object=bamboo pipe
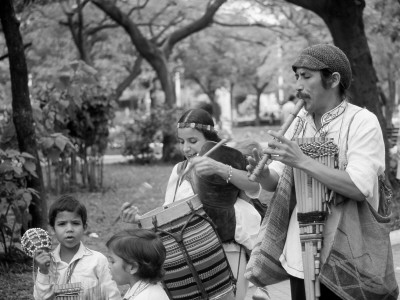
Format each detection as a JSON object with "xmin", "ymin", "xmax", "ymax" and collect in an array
[{"xmin": 249, "ymin": 99, "xmax": 304, "ymax": 181}]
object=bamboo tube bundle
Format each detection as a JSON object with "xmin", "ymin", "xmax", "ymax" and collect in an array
[
  {"xmin": 54, "ymin": 283, "xmax": 82, "ymax": 300},
  {"xmin": 293, "ymin": 137, "xmax": 338, "ymax": 300},
  {"xmin": 54, "ymin": 283, "xmax": 107, "ymax": 300}
]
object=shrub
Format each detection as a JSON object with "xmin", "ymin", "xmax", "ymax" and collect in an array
[
  {"xmin": 0, "ymin": 149, "xmax": 38, "ymax": 261},
  {"xmin": 123, "ymin": 105, "xmax": 183, "ymax": 163}
]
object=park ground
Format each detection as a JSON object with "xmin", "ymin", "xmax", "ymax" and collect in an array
[{"xmin": 1, "ymin": 125, "xmax": 400, "ymax": 299}]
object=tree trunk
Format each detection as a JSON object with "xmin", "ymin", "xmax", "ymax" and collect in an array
[{"xmin": 0, "ymin": 0, "xmax": 47, "ymax": 229}]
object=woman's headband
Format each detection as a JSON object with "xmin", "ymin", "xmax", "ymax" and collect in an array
[{"xmin": 177, "ymin": 122, "xmax": 215, "ymax": 132}]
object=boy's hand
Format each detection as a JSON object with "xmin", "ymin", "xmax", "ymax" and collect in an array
[{"xmin": 34, "ymin": 249, "xmax": 51, "ymax": 274}]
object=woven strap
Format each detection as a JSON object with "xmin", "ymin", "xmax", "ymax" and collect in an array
[{"xmin": 66, "ymin": 259, "xmax": 79, "ymax": 284}]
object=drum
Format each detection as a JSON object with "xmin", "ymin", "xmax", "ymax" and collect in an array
[{"xmin": 139, "ymin": 194, "xmax": 235, "ymax": 300}]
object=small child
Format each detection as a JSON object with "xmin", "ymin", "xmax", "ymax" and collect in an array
[
  {"xmin": 33, "ymin": 194, "xmax": 121, "ymax": 300},
  {"xmin": 106, "ymin": 229, "xmax": 169, "ymax": 300}
]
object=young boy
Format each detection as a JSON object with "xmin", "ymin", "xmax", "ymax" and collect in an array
[{"xmin": 33, "ymin": 194, "xmax": 121, "ymax": 300}]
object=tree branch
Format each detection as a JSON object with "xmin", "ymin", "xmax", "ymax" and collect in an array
[
  {"xmin": 91, "ymin": 0, "xmax": 162, "ymax": 61},
  {"xmin": 214, "ymin": 20, "xmax": 294, "ymax": 39},
  {"xmin": 115, "ymin": 56, "xmax": 143, "ymax": 100},
  {"xmin": 164, "ymin": 0, "xmax": 227, "ymax": 56}
]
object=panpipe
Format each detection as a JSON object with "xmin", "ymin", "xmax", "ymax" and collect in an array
[
  {"xmin": 293, "ymin": 137, "xmax": 338, "ymax": 300},
  {"xmin": 54, "ymin": 283, "xmax": 107, "ymax": 300},
  {"xmin": 54, "ymin": 283, "xmax": 82, "ymax": 300}
]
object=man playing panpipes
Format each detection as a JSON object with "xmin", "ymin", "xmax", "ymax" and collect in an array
[{"xmin": 246, "ymin": 44, "xmax": 397, "ymax": 299}]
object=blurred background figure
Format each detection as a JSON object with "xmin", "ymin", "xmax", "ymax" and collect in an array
[{"xmin": 281, "ymin": 94, "xmax": 296, "ymax": 125}]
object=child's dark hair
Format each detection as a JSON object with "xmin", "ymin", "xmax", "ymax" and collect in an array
[
  {"xmin": 48, "ymin": 194, "xmax": 87, "ymax": 227},
  {"xmin": 178, "ymin": 109, "xmax": 221, "ymax": 142},
  {"xmin": 106, "ymin": 229, "xmax": 166, "ymax": 284}
]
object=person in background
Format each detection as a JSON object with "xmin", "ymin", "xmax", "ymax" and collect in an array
[
  {"xmin": 234, "ymin": 139, "xmax": 268, "ymax": 220},
  {"xmin": 281, "ymin": 94, "xmax": 297, "ymax": 125}
]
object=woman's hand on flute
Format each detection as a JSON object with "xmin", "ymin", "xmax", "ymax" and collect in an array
[
  {"xmin": 120, "ymin": 202, "xmax": 140, "ymax": 224},
  {"xmin": 264, "ymin": 130, "xmax": 309, "ymax": 169}
]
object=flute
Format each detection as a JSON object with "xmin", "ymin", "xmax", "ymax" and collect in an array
[{"xmin": 249, "ymin": 99, "xmax": 304, "ymax": 181}]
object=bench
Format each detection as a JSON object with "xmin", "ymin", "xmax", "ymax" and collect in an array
[{"xmin": 387, "ymin": 127, "xmax": 399, "ymax": 147}]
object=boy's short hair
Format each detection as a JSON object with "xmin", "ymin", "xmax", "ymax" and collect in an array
[
  {"xmin": 48, "ymin": 194, "xmax": 87, "ymax": 227},
  {"xmin": 106, "ymin": 229, "xmax": 166, "ymax": 284}
]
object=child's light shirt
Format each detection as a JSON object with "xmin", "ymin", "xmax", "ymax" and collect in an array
[
  {"xmin": 34, "ymin": 242, "xmax": 121, "ymax": 300},
  {"xmin": 123, "ymin": 281, "xmax": 169, "ymax": 300}
]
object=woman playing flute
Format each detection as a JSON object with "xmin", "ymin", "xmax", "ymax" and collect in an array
[
  {"xmin": 121, "ymin": 108, "xmax": 261, "ymax": 300},
  {"xmin": 247, "ymin": 44, "xmax": 391, "ymax": 300}
]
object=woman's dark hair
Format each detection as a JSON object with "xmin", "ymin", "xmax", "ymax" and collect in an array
[
  {"xmin": 178, "ymin": 109, "xmax": 220, "ymax": 142},
  {"xmin": 320, "ymin": 69, "xmax": 347, "ymax": 100},
  {"xmin": 106, "ymin": 229, "xmax": 166, "ymax": 284},
  {"xmin": 48, "ymin": 194, "xmax": 87, "ymax": 227}
]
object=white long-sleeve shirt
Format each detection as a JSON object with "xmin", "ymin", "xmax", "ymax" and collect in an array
[{"xmin": 34, "ymin": 242, "xmax": 121, "ymax": 300}]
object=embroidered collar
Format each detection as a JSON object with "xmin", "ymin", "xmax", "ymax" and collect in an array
[
  {"xmin": 304, "ymin": 100, "xmax": 347, "ymax": 128},
  {"xmin": 320, "ymin": 101, "xmax": 347, "ymax": 126}
]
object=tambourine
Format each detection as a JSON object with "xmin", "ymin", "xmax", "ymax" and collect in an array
[{"xmin": 21, "ymin": 228, "xmax": 52, "ymax": 258}]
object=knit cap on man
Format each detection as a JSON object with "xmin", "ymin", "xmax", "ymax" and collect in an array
[{"xmin": 292, "ymin": 44, "xmax": 352, "ymax": 90}]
